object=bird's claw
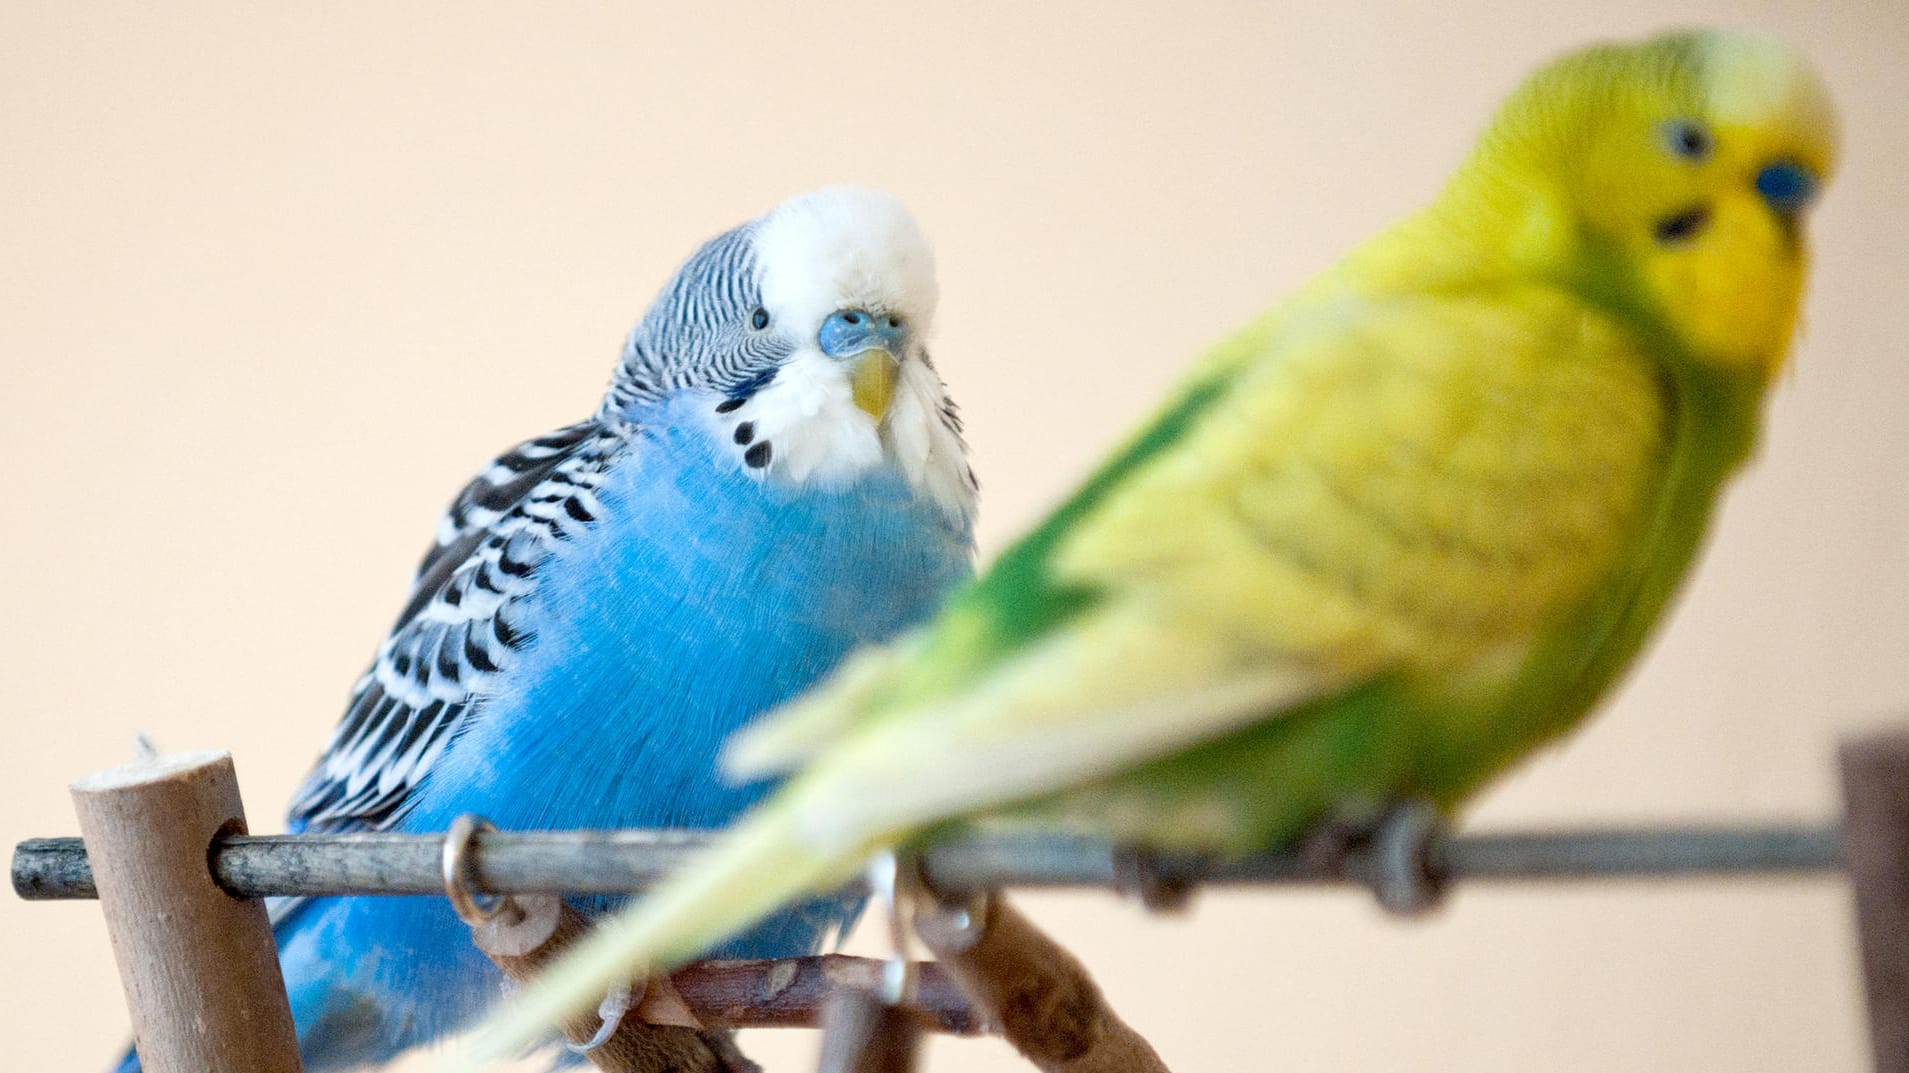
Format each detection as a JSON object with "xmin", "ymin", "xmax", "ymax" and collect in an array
[{"xmin": 564, "ymin": 981, "xmax": 640, "ymax": 1055}]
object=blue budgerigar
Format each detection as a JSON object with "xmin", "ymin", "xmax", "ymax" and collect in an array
[{"xmin": 113, "ymin": 187, "xmax": 977, "ymax": 1072}]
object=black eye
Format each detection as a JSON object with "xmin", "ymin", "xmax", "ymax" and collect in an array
[
  {"xmin": 1653, "ymin": 205, "xmax": 1711, "ymax": 245},
  {"xmin": 750, "ymin": 307, "xmax": 770, "ymax": 331},
  {"xmin": 1660, "ymin": 119, "xmax": 1712, "ymax": 162}
]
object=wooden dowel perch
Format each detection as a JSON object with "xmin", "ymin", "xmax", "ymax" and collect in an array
[
  {"xmin": 916, "ymin": 893, "xmax": 1171, "ymax": 1073},
  {"xmin": 670, "ymin": 955, "xmax": 980, "ymax": 1034},
  {"xmin": 71, "ymin": 749, "xmax": 302, "ymax": 1073},
  {"xmin": 1841, "ymin": 728, "xmax": 1909, "ymax": 1073}
]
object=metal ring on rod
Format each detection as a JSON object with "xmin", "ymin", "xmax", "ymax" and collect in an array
[{"xmin": 441, "ymin": 813, "xmax": 511, "ymax": 926}]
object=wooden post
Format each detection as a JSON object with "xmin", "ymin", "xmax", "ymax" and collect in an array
[
  {"xmin": 1842, "ymin": 728, "xmax": 1909, "ymax": 1073},
  {"xmin": 914, "ymin": 893, "xmax": 1170, "ymax": 1073},
  {"xmin": 70, "ymin": 749, "xmax": 302, "ymax": 1073},
  {"xmin": 814, "ymin": 989, "xmax": 923, "ymax": 1073}
]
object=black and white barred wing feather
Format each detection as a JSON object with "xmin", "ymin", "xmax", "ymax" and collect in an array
[{"xmin": 288, "ymin": 421, "xmax": 621, "ymax": 833}]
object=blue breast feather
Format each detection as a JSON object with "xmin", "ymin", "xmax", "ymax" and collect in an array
[{"xmin": 268, "ymin": 405, "xmax": 973, "ymax": 1068}]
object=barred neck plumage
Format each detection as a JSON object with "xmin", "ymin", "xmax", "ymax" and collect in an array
[{"xmin": 598, "ymin": 224, "xmax": 777, "ymax": 417}]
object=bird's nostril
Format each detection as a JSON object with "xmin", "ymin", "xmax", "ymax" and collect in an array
[
  {"xmin": 886, "ymin": 316, "xmax": 902, "ymax": 329},
  {"xmin": 842, "ymin": 312, "xmax": 862, "ymax": 325}
]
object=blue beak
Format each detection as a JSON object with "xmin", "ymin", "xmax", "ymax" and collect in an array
[
  {"xmin": 1755, "ymin": 160, "xmax": 1817, "ymax": 217},
  {"xmin": 818, "ymin": 309, "xmax": 908, "ymax": 358}
]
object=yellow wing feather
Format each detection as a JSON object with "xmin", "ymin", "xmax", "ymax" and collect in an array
[{"xmin": 1056, "ymin": 284, "xmax": 1668, "ymax": 680}]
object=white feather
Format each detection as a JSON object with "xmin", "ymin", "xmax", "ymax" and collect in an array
[
  {"xmin": 731, "ymin": 187, "xmax": 976, "ymax": 524},
  {"xmin": 734, "ymin": 351, "xmax": 884, "ymax": 486},
  {"xmin": 754, "ymin": 187, "xmax": 937, "ymax": 336},
  {"xmin": 884, "ymin": 357, "xmax": 976, "ymax": 528}
]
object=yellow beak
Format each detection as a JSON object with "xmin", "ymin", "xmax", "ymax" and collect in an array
[{"xmin": 849, "ymin": 349, "xmax": 901, "ymax": 421}]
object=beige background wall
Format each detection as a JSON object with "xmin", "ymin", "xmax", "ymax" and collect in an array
[{"xmin": 4, "ymin": 3, "xmax": 1905, "ymax": 1071}]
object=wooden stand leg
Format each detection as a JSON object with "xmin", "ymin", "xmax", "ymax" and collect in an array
[
  {"xmin": 815, "ymin": 988, "xmax": 923, "ymax": 1073},
  {"xmin": 1842, "ymin": 728, "xmax": 1909, "ymax": 1073},
  {"xmin": 71, "ymin": 749, "xmax": 302, "ymax": 1073},
  {"xmin": 914, "ymin": 893, "xmax": 1171, "ymax": 1073}
]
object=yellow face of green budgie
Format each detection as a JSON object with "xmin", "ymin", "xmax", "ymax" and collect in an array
[{"xmin": 1500, "ymin": 30, "xmax": 1837, "ymax": 375}]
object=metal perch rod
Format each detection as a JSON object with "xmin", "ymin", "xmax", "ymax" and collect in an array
[{"xmin": 13, "ymin": 822, "xmax": 1844, "ymax": 903}]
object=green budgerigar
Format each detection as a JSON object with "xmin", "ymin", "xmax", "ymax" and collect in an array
[{"xmin": 465, "ymin": 28, "xmax": 1838, "ymax": 1055}]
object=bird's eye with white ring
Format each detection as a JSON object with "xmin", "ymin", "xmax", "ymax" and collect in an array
[
  {"xmin": 1660, "ymin": 118, "xmax": 1713, "ymax": 163},
  {"xmin": 749, "ymin": 307, "xmax": 771, "ymax": 331}
]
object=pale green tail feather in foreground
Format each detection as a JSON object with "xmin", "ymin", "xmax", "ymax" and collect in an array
[{"xmin": 454, "ymin": 28, "xmax": 1838, "ymax": 1065}]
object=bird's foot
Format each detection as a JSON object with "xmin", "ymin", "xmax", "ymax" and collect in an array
[
  {"xmin": 1317, "ymin": 799, "xmax": 1450, "ymax": 916},
  {"xmin": 1297, "ymin": 799, "xmax": 1449, "ymax": 914},
  {"xmin": 1297, "ymin": 808, "xmax": 1382, "ymax": 876}
]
